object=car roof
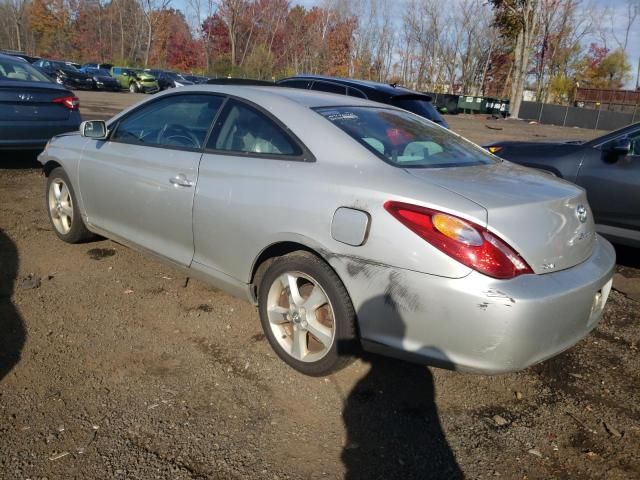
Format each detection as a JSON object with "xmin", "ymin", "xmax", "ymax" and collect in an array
[
  {"xmin": 279, "ymin": 74, "xmax": 427, "ymax": 98},
  {"xmin": 175, "ymin": 84, "xmax": 392, "ymax": 109},
  {"xmin": 0, "ymin": 53, "xmax": 24, "ymax": 61},
  {"xmin": 585, "ymin": 121, "xmax": 640, "ymax": 147}
]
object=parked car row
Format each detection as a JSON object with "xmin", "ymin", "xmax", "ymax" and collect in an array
[{"xmin": 1, "ymin": 51, "xmax": 209, "ymax": 94}]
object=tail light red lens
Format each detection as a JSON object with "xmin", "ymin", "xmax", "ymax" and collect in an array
[
  {"xmin": 384, "ymin": 201, "xmax": 533, "ymax": 279},
  {"xmin": 52, "ymin": 95, "xmax": 79, "ymax": 110}
]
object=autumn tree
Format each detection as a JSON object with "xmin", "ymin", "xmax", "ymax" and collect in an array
[
  {"xmin": 576, "ymin": 44, "xmax": 631, "ymax": 89},
  {"xmin": 4, "ymin": 0, "xmax": 29, "ymax": 51},
  {"xmin": 490, "ymin": 0, "xmax": 541, "ymax": 118},
  {"xmin": 27, "ymin": 0, "xmax": 73, "ymax": 57}
]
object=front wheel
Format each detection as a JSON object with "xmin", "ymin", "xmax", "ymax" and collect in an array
[
  {"xmin": 129, "ymin": 82, "xmax": 138, "ymax": 93},
  {"xmin": 258, "ymin": 251, "xmax": 357, "ymax": 376},
  {"xmin": 46, "ymin": 168, "xmax": 94, "ymax": 243}
]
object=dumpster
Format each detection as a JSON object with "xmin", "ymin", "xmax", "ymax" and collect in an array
[
  {"xmin": 485, "ymin": 98, "xmax": 510, "ymax": 117},
  {"xmin": 457, "ymin": 95, "xmax": 487, "ymax": 113}
]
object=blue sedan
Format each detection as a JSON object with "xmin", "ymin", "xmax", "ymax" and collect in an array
[{"xmin": 0, "ymin": 53, "xmax": 81, "ymax": 151}]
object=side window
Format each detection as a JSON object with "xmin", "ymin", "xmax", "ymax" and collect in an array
[
  {"xmin": 208, "ymin": 100, "xmax": 302, "ymax": 156},
  {"xmin": 311, "ymin": 81, "xmax": 347, "ymax": 95},
  {"xmin": 279, "ymin": 79, "xmax": 310, "ymax": 89},
  {"xmin": 348, "ymin": 87, "xmax": 367, "ymax": 99},
  {"xmin": 113, "ymin": 68, "xmax": 120, "ymax": 75},
  {"xmin": 629, "ymin": 130, "xmax": 640, "ymax": 156},
  {"xmin": 111, "ymin": 94, "xmax": 224, "ymax": 150}
]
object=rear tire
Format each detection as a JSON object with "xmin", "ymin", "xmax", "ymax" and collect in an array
[
  {"xmin": 46, "ymin": 167, "xmax": 94, "ymax": 244},
  {"xmin": 257, "ymin": 251, "xmax": 357, "ymax": 376}
]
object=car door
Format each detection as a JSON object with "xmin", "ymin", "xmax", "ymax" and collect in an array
[
  {"xmin": 575, "ymin": 126, "xmax": 640, "ymax": 233},
  {"xmin": 192, "ymin": 98, "xmax": 312, "ymax": 281},
  {"xmin": 79, "ymin": 93, "xmax": 225, "ymax": 266}
]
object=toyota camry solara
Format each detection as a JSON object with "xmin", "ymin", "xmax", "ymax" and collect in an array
[{"xmin": 38, "ymin": 86, "xmax": 616, "ymax": 376}]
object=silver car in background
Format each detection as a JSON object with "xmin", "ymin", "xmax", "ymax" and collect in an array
[{"xmin": 38, "ymin": 85, "xmax": 615, "ymax": 376}]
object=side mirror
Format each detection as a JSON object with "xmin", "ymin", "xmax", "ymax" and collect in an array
[
  {"xmin": 607, "ymin": 136, "xmax": 631, "ymax": 156},
  {"xmin": 80, "ymin": 120, "xmax": 108, "ymax": 139},
  {"xmin": 122, "ymin": 71, "xmax": 129, "ymax": 76}
]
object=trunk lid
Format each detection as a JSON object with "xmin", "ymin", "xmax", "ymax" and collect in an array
[
  {"xmin": 0, "ymin": 82, "xmax": 72, "ymax": 121},
  {"xmin": 406, "ymin": 161, "xmax": 596, "ymax": 274}
]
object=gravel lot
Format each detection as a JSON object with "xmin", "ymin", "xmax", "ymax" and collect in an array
[{"xmin": 0, "ymin": 91, "xmax": 638, "ymax": 480}]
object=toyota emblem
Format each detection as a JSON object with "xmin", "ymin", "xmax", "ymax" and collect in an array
[{"xmin": 576, "ymin": 204, "xmax": 588, "ymax": 223}]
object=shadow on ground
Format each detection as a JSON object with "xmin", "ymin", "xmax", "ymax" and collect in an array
[
  {"xmin": 0, "ymin": 150, "xmax": 41, "ymax": 169},
  {"xmin": 614, "ymin": 244, "xmax": 640, "ymax": 270},
  {"xmin": 341, "ymin": 296, "xmax": 462, "ymax": 480},
  {"xmin": 0, "ymin": 229, "xmax": 25, "ymax": 381}
]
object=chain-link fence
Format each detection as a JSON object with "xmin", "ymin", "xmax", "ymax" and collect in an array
[{"xmin": 519, "ymin": 101, "xmax": 639, "ymax": 131}]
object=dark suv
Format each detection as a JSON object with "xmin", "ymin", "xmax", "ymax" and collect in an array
[{"xmin": 277, "ymin": 75, "xmax": 448, "ymax": 128}]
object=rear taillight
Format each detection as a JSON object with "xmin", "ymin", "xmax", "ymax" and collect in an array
[
  {"xmin": 384, "ymin": 201, "xmax": 533, "ymax": 279},
  {"xmin": 52, "ymin": 95, "xmax": 79, "ymax": 110}
]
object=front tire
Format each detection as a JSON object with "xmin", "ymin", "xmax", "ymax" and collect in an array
[
  {"xmin": 46, "ymin": 168, "xmax": 94, "ymax": 243},
  {"xmin": 258, "ymin": 251, "xmax": 357, "ymax": 376},
  {"xmin": 129, "ymin": 82, "xmax": 138, "ymax": 93}
]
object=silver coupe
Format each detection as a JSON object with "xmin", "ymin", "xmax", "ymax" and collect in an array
[{"xmin": 38, "ymin": 86, "xmax": 616, "ymax": 376}]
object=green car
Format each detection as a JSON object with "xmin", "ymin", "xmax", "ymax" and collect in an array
[{"xmin": 110, "ymin": 67, "xmax": 159, "ymax": 94}]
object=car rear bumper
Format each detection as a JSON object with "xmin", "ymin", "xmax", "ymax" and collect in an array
[
  {"xmin": 333, "ymin": 235, "xmax": 616, "ymax": 374},
  {"xmin": 0, "ymin": 115, "xmax": 81, "ymax": 150}
]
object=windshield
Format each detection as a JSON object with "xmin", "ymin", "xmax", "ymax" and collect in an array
[
  {"xmin": 0, "ymin": 56, "xmax": 52, "ymax": 82},
  {"xmin": 317, "ymin": 106, "xmax": 496, "ymax": 168}
]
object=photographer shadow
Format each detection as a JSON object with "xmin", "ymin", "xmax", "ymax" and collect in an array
[
  {"xmin": 0, "ymin": 229, "xmax": 25, "ymax": 381},
  {"xmin": 340, "ymin": 295, "xmax": 463, "ymax": 480}
]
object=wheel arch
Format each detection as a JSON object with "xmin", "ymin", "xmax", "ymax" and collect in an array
[
  {"xmin": 42, "ymin": 160, "xmax": 62, "ymax": 177},
  {"xmin": 249, "ymin": 241, "xmax": 320, "ymax": 302}
]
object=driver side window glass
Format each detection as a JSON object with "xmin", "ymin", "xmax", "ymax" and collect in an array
[{"xmin": 111, "ymin": 94, "xmax": 223, "ymax": 150}]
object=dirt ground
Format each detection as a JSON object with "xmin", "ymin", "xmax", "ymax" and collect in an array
[{"xmin": 0, "ymin": 91, "xmax": 638, "ymax": 480}]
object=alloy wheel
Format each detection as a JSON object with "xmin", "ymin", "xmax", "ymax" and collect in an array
[
  {"xmin": 48, "ymin": 178, "xmax": 74, "ymax": 235},
  {"xmin": 266, "ymin": 271, "xmax": 336, "ymax": 363}
]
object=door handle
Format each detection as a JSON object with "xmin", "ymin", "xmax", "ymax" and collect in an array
[{"xmin": 169, "ymin": 174, "xmax": 195, "ymax": 187}]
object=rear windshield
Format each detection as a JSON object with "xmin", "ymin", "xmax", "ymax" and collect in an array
[
  {"xmin": 0, "ymin": 57, "xmax": 52, "ymax": 83},
  {"xmin": 390, "ymin": 96, "xmax": 445, "ymax": 124},
  {"xmin": 316, "ymin": 106, "xmax": 496, "ymax": 168}
]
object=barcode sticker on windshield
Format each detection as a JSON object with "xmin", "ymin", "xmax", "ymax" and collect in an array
[{"xmin": 326, "ymin": 112, "xmax": 359, "ymax": 121}]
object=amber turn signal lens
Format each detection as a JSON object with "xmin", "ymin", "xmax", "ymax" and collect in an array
[
  {"xmin": 487, "ymin": 146, "xmax": 503, "ymax": 154},
  {"xmin": 432, "ymin": 213, "xmax": 483, "ymax": 246}
]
